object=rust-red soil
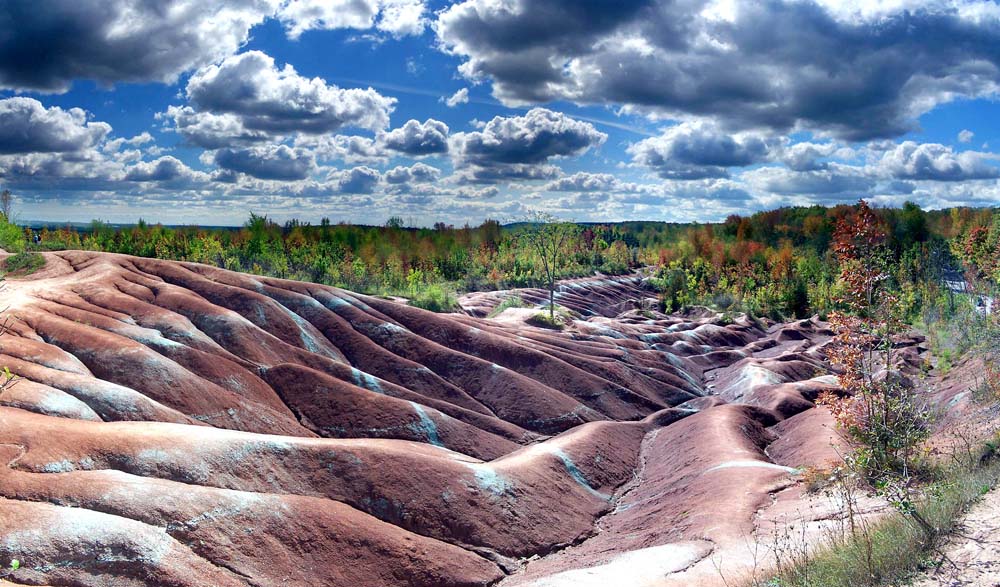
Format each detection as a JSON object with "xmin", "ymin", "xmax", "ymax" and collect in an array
[{"xmin": 0, "ymin": 252, "xmax": 909, "ymax": 586}]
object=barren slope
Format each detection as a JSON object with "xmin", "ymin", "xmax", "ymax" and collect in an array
[{"xmin": 0, "ymin": 251, "xmax": 881, "ymax": 586}]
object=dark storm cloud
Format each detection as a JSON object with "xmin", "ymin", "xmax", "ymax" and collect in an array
[
  {"xmin": 621, "ymin": 180, "xmax": 753, "ymax": 206},
  {"xmin": 435, "ymin": 0, "xmax": 653, "ymax": 102},
  {"xmin": 0, "ymin": 0, "xmax": 276, "ymax": 92},
  {"xmin": 448, "ymin": 109, "xmax": 606, "ymax": 184},
  {"xmin": 453, "ymin": 185, "xmax": 500, "ymax": 200},
  {"xmin": 214, "ymin": 145, "xmax": 315, "ymax": 180},
  {"xmin": 0, "ymin": 101, "xmax": 150, "ymax": 194},
  {"xmin": 884, "ymin": 180, "xmax": 917, "ymax": 195},
  {"xmin": 161, "ymin": 106, "xmax": 271, "ymax": 150},
  {"xmin": 451, "ymin": 108, "xmax": 606, "ymax": 166},
  {"xmin": 124, "ymin": 157, "xmax": 191, "ymax": 182},
  {"xmin": 455, "ymin": 163, "xmax": 562, "ymax": 184},
  {"xmin": 379, "ymin": 119, "xmax": 450, "ymax": 155},
  {"xmin": 295, "ymin": 135, "xmax": 385, "ymax": 164},
  {"xmin": 0, "ymin": 149, "xmax": 203, "ymax": 194},
  {"xmin": 552, "ymin": 192, "xmax": 609, "ymax": 209},
  {"xmin": 437, "ymin": 0, "xmax": 1000, "ymax": 140},
  {"xmin": 544, "ymin": 172, "xmax": 620, "ymax": 192},
  {"xmin": 878, "ymin": 141, "xmax": 1000, "ymax": 181},
  {"xmin": 212, "ymin": 169, "xmax": 242, "ymax": 184},
  {"xmin": 0, "ymin": 98, "xmax": 110, "ymax": 154},
  {"xmin": 384, "ymin": 163, "xmax": 441, "ymax": 184},
  {"xmin": 751, "ymin": 165, "xmax": 876, "ymax": 196},
  {"xmin": 684, "ymin": 185, "xmax": 752, "ymax": 204},
  {"xmin": 0, "ymin": 150, "xmax": 119, "ymax": 191},
  {"xmin": 336, "ymin": 166, "xmax": 381, "ymax": 193},
  {"xmin": 185, "ymin": 51, "xmax": 396, "ymax": 136},
  {"xmin": 780, "ymin": 142, "xmax": 840, "ymax": 172},
  {"xmin": 628, "ymin": 122, "xmax": 773, "ymax": 180}
]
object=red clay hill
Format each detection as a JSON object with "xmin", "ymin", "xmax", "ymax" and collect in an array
[{"xmin": 0, "ymin": 251, "xmax": 909, "ymax": 586}]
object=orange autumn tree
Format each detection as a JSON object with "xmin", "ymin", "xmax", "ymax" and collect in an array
[{"xmin": 820, "ymin": 200, "xmax": 934, "ymax": 536}]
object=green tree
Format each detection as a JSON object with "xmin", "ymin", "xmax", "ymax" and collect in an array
[
  {"xmin": 521, "ymin": 212, "xmax": 580, "ymax": 322},
  {"xmin": 0, "ymin": 215, "xmax": 24, "ymax": 254}
]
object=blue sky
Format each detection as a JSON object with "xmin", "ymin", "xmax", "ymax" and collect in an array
[{"xmin": 1, "ymin": 0, "xmax": 999, "ymax": 226}]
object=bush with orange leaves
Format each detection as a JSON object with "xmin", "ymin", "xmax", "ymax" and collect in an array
[
  {"xmin": 818, "ymin": 200, "xmax": 935, "ymax": 536},
  {"xmin": 821, "ymin": 310, "xmax": 931, "ymax": 477}
]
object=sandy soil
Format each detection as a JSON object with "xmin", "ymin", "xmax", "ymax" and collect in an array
[{"xmin": 909, "ymin": 487, "xmax": 1000, "ymax": 587}]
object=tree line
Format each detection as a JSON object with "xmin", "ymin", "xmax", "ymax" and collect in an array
[{"xmin": 2, "ymin": 202, "xmax": 997, "ymax": 320}]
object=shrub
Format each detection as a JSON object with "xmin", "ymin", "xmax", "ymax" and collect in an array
[
  {"xmin": 654, "ymin": 265, "xmax": 690, "ymax": 313},
  {"xmin": 799, "ymin": 465, "xmax": 836, "ymax": 494},
  {"xmin": 0, "ymin": 219, "xmax": 24, "ymax": 254},
  {"xmin": 599, "ymin": 260, "xmax": 629, "ymax": 275},
  {"xmin": 4, "ymin": 251, "xmax": 44, "ymax": 276},
  {"xmin": 717, "ymin": 312, "xmax": 736, "ymax": 326},
  {"xmin": 526, "ymin": 312, "xmax": 564, "ymax": 330},
  {"xmin": 408, "ymin": 283, "xmax": 459, "ymax": 313},
  {"xmin": 784, "ymin": 278, "xmax": 811, "ymax": 318},
  {"xmin": 712, "ymin": 292, "xmax": 737, "ymax": 311},
  {"xmin": 487, "ymin": 295, "xmax": 530, "ymax": 318}
]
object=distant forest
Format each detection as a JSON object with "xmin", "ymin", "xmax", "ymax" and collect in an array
[{"xmin": 4, "ymin": 202, "xmax": 998, "ymax": 322}]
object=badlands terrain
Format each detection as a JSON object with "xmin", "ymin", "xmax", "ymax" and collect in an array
[{"xmin": 0, "ymin": 251, "xmax": 935, "ymax": 586}]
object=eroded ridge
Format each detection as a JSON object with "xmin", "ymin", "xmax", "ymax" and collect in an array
[{"xmin": 0, "ymin": 251, "xmax": 887, "ymax": 587}]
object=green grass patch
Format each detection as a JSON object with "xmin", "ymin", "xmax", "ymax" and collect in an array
[
  {"xmin": 757, "ymin": 458, "xmax": 1000, "ymax": 587},
  {"xmin": 0, "ymin": 220, "xmax": 24, "ymax": 254},
  {"xmin": 4, "ymin": 251, "xmax": 45, "ymax": 276},
  {"xmin": 525, "ymin": 312, "xmax": 565, "ymax": 329},
  {"xmin": 407, "ymin": 283, "xmax": 459, "ymax": 313},
  {"xmin": 487, "ymin": 295, "xmax": 530, "ymax": 318},
  {"xmin": 525, "ymin": 305, "xmax": 575, "ymax": 329}
]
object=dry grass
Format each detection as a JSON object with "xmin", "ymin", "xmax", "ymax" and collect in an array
[{"xmin": 735, "ymin": 450, "xmax": 1000, "ymax": 587}]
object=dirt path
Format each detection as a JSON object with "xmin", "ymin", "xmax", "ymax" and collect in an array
[{"xmin": 909, "ymin": 487, "xmax": 1000, "ymax": 587}]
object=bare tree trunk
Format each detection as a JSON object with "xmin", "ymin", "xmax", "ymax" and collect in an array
[
  {"xmin": 0, "ymin": 189, "xmax": 11, "ymax": 222},
  {"xmin": 549, "ymin": 282, "xmax": 555, "ymax": 321}
]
